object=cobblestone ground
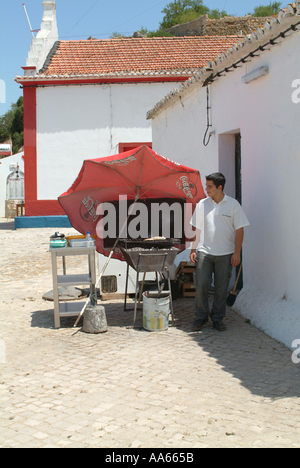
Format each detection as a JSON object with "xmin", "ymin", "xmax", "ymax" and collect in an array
[{"xmin": 1, "ymin": 219, "xmax": 300, "ymax": 448}]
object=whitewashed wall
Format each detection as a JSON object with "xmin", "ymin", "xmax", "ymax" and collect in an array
[
  {"xmin": 0, "ymin": 152, "xmax": 24, "ymax": 218},
  {"xmin": 36, "ymin": 81, "xmax": 182, "ymax": 200},
  {"xmin": 151, "ymin": 31, "xmax": 300, "ymax": 350}
]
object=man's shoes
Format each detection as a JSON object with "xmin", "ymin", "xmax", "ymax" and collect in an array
[
  {"xmin": 212, "ymin": 319, "xmax": 227, "ymax": 332},
  {"xmin": 192, "ymin": 318, "xmax": 208, "ymax": 331}
]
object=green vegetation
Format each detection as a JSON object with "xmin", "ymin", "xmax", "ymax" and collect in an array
[
  {"xmin": 248, "ymin": 2, "xmax": 282, "ymax": 17},
  {"xmin": 0, "ymin": 97, "xmax": 24, "ymax": 156},
  {"xmin": 111, "ymin": 1, "xmax": 283, "ymax": 39}
]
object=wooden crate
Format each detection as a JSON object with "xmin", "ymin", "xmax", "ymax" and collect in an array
[
  {"xmin": 176, "ymin": 262, "xmax": 196, "ymax": 298},
  {"xmin": 182, "ymin": 283, "xmax": 196, "ymax": 298},
  {"xmin": 175, "ymin": 261, "xmax": 196, "ymax": 278}
]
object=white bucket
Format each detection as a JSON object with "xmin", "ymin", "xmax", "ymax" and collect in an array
[{"xmin": 142, "ymin": 291, "xmax": 171, "ymax": 332}]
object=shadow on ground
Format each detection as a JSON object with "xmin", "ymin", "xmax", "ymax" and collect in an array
[
  {"xmin": 0, "ymin": 220, "xmax": 15, "ymax": 230},
  {"xmin": 31, "ymin": 296, "xmax": 300, "ymax": 400}
]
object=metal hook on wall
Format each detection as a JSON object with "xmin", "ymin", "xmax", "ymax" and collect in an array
[{"xmin": 203, "ymin": 86, "xmax": 214, "ymax": 146}]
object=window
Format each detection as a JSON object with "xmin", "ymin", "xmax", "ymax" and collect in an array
[{"xmin": 118, "ymin": 142, "xmax": 152, "ymax": 153}]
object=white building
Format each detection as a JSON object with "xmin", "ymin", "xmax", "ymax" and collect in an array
[
  {"xmin": 15, "ymin": 0, "xmax": 242, "ymax": 218},
  {"xmin": 147, "ymin": 3, "xmax": 300, "ymax": 350}
]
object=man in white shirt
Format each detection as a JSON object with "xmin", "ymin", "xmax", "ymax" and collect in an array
[{"xmin": 190, "ymin": 173, "xmax": 249, "ymax": 331}]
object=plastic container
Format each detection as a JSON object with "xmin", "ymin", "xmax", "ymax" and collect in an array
[
  {"xmin": 50, "ymin": 238, "xmax": 67, "ymax": 248},
  {"xmin": 50, "ymin": 232, "xmax": 67, "ymax": 248},
  {"xmin": 67, "ymin": 234, "xmax": 97, "ymax": 246},
  {"xmin": 142, "ymin": 291, "xmax": 171, "ymax": 332},
  {"xmin": 69, "ymin": 238, "xmax": 95, "ymax": 248}
]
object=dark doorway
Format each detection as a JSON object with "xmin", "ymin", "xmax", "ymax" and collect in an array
[
  {"xmin": 235, "ymin": 133, "xmax": 242, "ymax": 205},
  {"xmin": 235, "ymin": 132, "xmax": 243, "ymax": 290}
]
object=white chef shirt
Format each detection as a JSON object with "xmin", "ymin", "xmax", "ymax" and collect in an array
[{"xmin": 190, "ymin": 194, "xmax": 250, "ymax": 256}]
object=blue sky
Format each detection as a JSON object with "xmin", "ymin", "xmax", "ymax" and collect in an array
[{"xmin": 0, "ymin": 0, "xmax": 285, "ymax": 116}]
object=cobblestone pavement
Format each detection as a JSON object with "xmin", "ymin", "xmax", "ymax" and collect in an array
[{"xmin": 1, "ymin": 219, "xmax": 300, "ymax": 448}]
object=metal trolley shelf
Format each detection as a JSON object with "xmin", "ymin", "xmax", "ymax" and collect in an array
[{"xmin": 49, "ymin": 246, "xmax": 96, "ymax": 328}]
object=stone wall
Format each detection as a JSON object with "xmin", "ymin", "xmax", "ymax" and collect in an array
[{"xmin": 166, "ymin": 15, "xmax": 271, "ymax": 36}]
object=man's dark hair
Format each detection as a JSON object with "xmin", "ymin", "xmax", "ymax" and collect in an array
[{"xmin": 206, "ymin": 173, "xmax": 226, "ymax": 190}]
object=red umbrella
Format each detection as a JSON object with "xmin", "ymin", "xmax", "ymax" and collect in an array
[
  {"xmin": 59, "ymin": 145, "xmax": 206, "ymax": 328},
  {"xmin": 58, "ymin": 145, "xmax": 205, "ymax": 257}
]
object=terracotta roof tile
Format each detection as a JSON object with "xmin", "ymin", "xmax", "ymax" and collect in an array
[{"xmin": 38, "ymin": 36, "xmax": 244, "ymax": 78}]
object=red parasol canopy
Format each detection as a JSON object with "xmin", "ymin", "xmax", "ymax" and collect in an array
[{"xmin": 58, "ymin": 145, "xmax": 206, "ymax": 258}]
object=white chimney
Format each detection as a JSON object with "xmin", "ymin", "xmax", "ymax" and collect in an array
[{"xmin": 25, "ymin": 1, "xmax": 58, "ymax": 73}]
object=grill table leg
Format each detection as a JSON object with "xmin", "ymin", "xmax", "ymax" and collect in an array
[
  {"xmin": 167, "ymin": 271, "xmax": 174, "ymax": 326},
  {"xmin": 51, "ymin": 251, "xmax": 60, "ymax": 329},
  {"xmin": 133, "ymin": 270, "xmax": 140, "ymax": 328},
  {"xmin": 137, "ymin": 272, "xmax": 146, "ymax": 309},
  {"xmin": 124, "ymin": 262, "xmax": 130, "ymax": 312}
]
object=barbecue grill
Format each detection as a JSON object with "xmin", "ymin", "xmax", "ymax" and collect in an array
[
  {"xmin": 117, "ymin": 238, "xmax": 180, "ymax": 328},
  {"xmin": 101, "ymin": 197, "xmax": 187, "ymax": 327}
]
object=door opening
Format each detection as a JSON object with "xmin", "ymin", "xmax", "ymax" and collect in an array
[
  {"xmin": 235, "ymin": 132, "xmax": 243, "ymax": 290},
  {"xmin": 219, "ymin": 131, "xmax": 243, "ymax": 289}
]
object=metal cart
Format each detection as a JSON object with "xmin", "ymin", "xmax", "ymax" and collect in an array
[{"xmin": 50, "ymin": 245, "xmax": 96, "ymax": 328}]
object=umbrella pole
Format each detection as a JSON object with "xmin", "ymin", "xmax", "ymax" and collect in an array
[{"xmin": 73, "ymin": 194, "xmax": 140, "ymax": 327}]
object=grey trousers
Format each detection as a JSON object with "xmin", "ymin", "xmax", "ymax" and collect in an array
[{"xmin": 195, "ymin": 252, "xmax": 232, "ymax": 321}]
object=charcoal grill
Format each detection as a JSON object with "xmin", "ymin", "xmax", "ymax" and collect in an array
[{"xmin": 119, "ymin": 239, "xmax": 180, "ymax": 328}]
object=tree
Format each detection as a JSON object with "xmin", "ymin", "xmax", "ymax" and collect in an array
[
  {"xmin": 0, "ymin": 97, "xmax": 23, "ymax": 155},
  {"xmin": 147, "ymin": 30, "xmax": 174, "ymax": 37},
  {"xmin": 209, "ymin": 9, "xmax": 228, "ymax": 19},
  {"xmin": 110, "ymin": 1, "xmax": 282, "ymax": 41},
  {"xmin": 110, "ymin": 31, "xmax": 127, "ymax": 38},
  {"xmin": 110, "ymin": 26, "xmax": 154, "ymax": 39},
  {"xmin": 0, "ymin": 109, "xmax": 14, "ymax": 143},
  {"xmin": 110, "ymin": 1, "xmax": 228, "ymax": 38},
  {"xmin": 248, "ymin": 2, "xmax": 282, "ymax": 17},
  {"xmin": 159, "ymin": 0, "xmax": 227, "ymax": 30},
  {"xmin": 11, "ymin": 97, "xmax": 23, "ymax": 135},
  {"xmin": 11, "ymin": 97, "xmax": 24, "ymax": 154}
]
